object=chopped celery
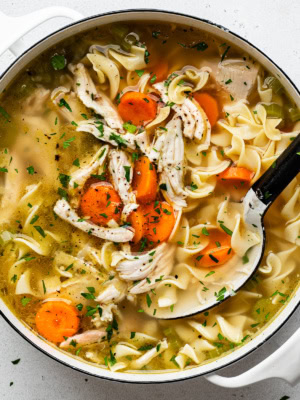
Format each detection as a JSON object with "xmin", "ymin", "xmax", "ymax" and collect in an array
[
  {"xmin": 163, "ymin": 327, "xmax": 182, "ymax": 351},
  {"xmin": 110, "ymin": 25, "xmax": 129, "ymax": 41},
  {"xmin": 286, "ymin": 107, "xmax": 300, "ymax": 122},
  {"xmin": 251, "ymin": 298, "xmax": 279, "ymax": 324},
  {"xmin": 264, "ymin": 76, "xmax": 283, "ymax": 94},
  {"xmin": 110, "ymin": 25, "xmax": 132, "ymax": 52},
  {"xmin": 262, "ymin": 103, "xmax": 284, "ymax": 119}
]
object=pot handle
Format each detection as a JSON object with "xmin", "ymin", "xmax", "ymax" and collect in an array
[
  {"xmin": 0, "ymin": 7, "xmax": 84, "ymax": 58},
  {"xmin": 206, "ymin": 328, "xmax": 300, "ymax": 388}
]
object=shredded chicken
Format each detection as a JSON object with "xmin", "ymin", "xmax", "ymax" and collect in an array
[
  {"xmin": 109, "ymin": 149, "xmax": 137, "ymax": 218},
  {"xmin": 92, "ymin": 304, "xmax": 117, "ymax": 325},
  {"xmin": 148, "ymin": 115, "xmax": 187, "ymax": 208},
  {"xmin": 130, "ymin": 244, "xmax": 175, "ymax": 294},
  {"xmin": 112, "ymin": 243, "xmax": 175, "ymax": 294},
  {"xmin": 96, "ymin": 279, "xmax": 126, "ymax": 304},
  {"xmin": 69, "ymin": 63, "xmax": 123, "ymax": 130},
  {"xmin": 69, "ymin": 145, "xmax": 109, "ymax": 195},
  {"xmin": 77, "ymin": 120, "xmax": 149, "ymax": 154},
  {"xmin": 54, "ymin": 199, "xmax": 134, "ymax": 242},
  {"xmin": 216, "ymin": 59, "xmax": 260, "ymax": 99},
  {"xmin": 154, "ymin": 82, "xmax": 210, "ymax": 141},
  {"xmin": 24, "ymin": 87, "xmax": 50, "ymax": 116},
  {"xmin": 60, "ymin": 330, "xmax": 106, "ymax": 348}
]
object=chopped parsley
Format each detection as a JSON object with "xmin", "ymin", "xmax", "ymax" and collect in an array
[
  {"xmin": 135, "ymin": 69, "xmax": 144, "ymax": 77},
  {"xmin": 63, "ymin": 137, "xmax": 76, "ymax": 149},
  {"xmin": 192, "ymin": 42, "xmax": 208, "ymax": 51},
  {"xmin": 58, "ymin": 187, "xmax": 68, "ymax": 200},
  {"xmin": 26, "ymin": 166, "xmax": 35, "ymax": 175},
  {"xmin": 215, "ymin": 287, "xmax": 227, "ymax": 301},
  {"xmin": 73, "ymin": 158, "xmax": 80, "ymax": 167},
  {"xmin": 123, "ymin": 166, "xmax": 131, "ymax": 182},
  {"xmin": 190, "ymin": 182, "xmax": 198, "ymax": 191},
  {"xmin": 220, "ymin": 223, "xmax": 233, "ymax": 236},
  {"xmin": 138, "ymin": 344, "xmax": 154, "ymax": 351},
  {"xmin": 58, "ymin": 98, "xmax": 72, "ymax": 112},
  {"xmin": 42, "ymin": 280, "xmax": 46, "ymax": 294},
  {"xmin": 209, "ymin": 254, "xmax": 219, "ymax": 263},
  {"xmin": 150, "ymin": 74, "xmax": 157, "ymax": 84},
  {"xmin": 132, "ymin": 152, "xmax": 139, "ymax": 162},
  {"xmin": 159, "ymin": 183, "xmax": 167, "ymax": 190},
  {"xmin": 221, "ymin": 45, "xmax": 231, "ymax": 62},
  {"xmin": 202, "ymin": 227, "xmax": 209, "ymax": 236},
  {"xmin": 30, "ymin": 215, "xmax": 39, "ymax": 225},
  {"xmin": 65, "ymin": 263, "xmax": 73, "ymax": 271},
  {"xmin": 264, "ymin": 191, "xmax": 272, "ymax": 200},
  {"xmin": 81, "ymin": 291, "xmax": 96, "ymax": 300},
  {"xmin": 59, "ymin": 173, "xmax": 71, "ymax": 188},
  {"xmin": 170, "ymin": 355, "xmax": 179, "ymax": 368},
  {"xmin": 146, "ymin": 293, "xmax": 152, "ymax": 308},
  {"xmin": 33, "ymin": 226, "xmax": 46, "ymax": 238},
  {"xmin": 109, "ymin": 133, "xmax": 127, "ymax": 148}
]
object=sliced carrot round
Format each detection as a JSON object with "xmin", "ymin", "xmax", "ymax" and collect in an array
[
  {"xmin": 142, "ymin": 201, "xmax": 175, "ymax": 244},
  {"xmin": 217, "ymin": 167, "xmax": 254, "ymax": 183},
  {"xmin": 128, "ymin": 208, "xmax": 145, "ymax": 243},
  {"xmin": 80, "ymin": 182, "xmax": 122, "ymax": 226},
  {"xmin": 35, "ymin": 301, "xmax": 79, "ymax": 343},
  {"xmin": 118, "ymin": 91, "xmax": 157, "ymax": 126},
  {"xmin": 194, "ymin": 92, "xmax": 219, "ymax": 127},
  {"xmin": 132, "ymin": 156, "xmax": 158, "ymax": 204},
  {"xmin": 194, "ymin": 229, "xmax": 234, "ymax": 268},
  {"xmin": 149, "ymin": 61, "xmax": 169, "ymax": 83}
]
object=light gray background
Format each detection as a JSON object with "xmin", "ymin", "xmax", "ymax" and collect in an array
[{"xmin": 0, "ymin": 1, "xmax": 299, "ymax": 399}]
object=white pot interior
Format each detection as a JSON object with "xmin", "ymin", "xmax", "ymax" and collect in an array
[{"xmin": 0, "ymin": 10, "xmax": 299, "ymax": 383}]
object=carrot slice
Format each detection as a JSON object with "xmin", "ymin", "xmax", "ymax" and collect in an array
[
  {"xmin": 194, "ymin": 229, "xmax": 234, "ymax": 268},
  {"xmin": 193, "ymin": 92, "xmax": 219, "ymax": 127},
  {"xmin": 35, "ymin": 301, "xmax": 79, "ymax": 343},
  {"xmin": 118, "ymin": 92, "xmax": 157, "ymax": 126},
  {"xmin": 80, "ymin": 182, "xmax": 122, "ymax": 226},
  {"xmin": 142, "ymin": 201, "xmax": 175, "ymax": 244},
  {"xmin": 128, "ymin": 208, "xmax": 145, "ymax": 243},
  {"xmin": 149, "ymin": 61, "xmax": 169, "ymax": 83},
  {"xmin": 217, "ymin": 167, "xmax": 254, "ymax": 183},
  {"xmin": 132, "ymin": 156, "xmax": 158, "ymax": 204}
]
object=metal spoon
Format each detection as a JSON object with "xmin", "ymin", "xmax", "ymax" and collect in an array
[{"xmin": 143, "ymin": 134, "xmax": 300, "ymax": 319}]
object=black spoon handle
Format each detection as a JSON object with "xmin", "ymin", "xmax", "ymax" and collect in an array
[{"xmin": 252, "ymin": 133, "xmax": 300, "ymax": 207}]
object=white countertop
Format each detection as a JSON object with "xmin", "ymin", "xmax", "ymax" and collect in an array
[{"xmin": 0, "ymin": 1, "xmax": 299, "ymax": 399}]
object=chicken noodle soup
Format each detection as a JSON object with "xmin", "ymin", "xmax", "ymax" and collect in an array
[{"xmin": 0, "ymin": 22, "xmax": 299, "ymax": 372}]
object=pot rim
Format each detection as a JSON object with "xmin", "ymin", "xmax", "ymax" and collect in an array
[{"xmin": 0, "ymin": 8, "xmax": 299, "ymax": 384}]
